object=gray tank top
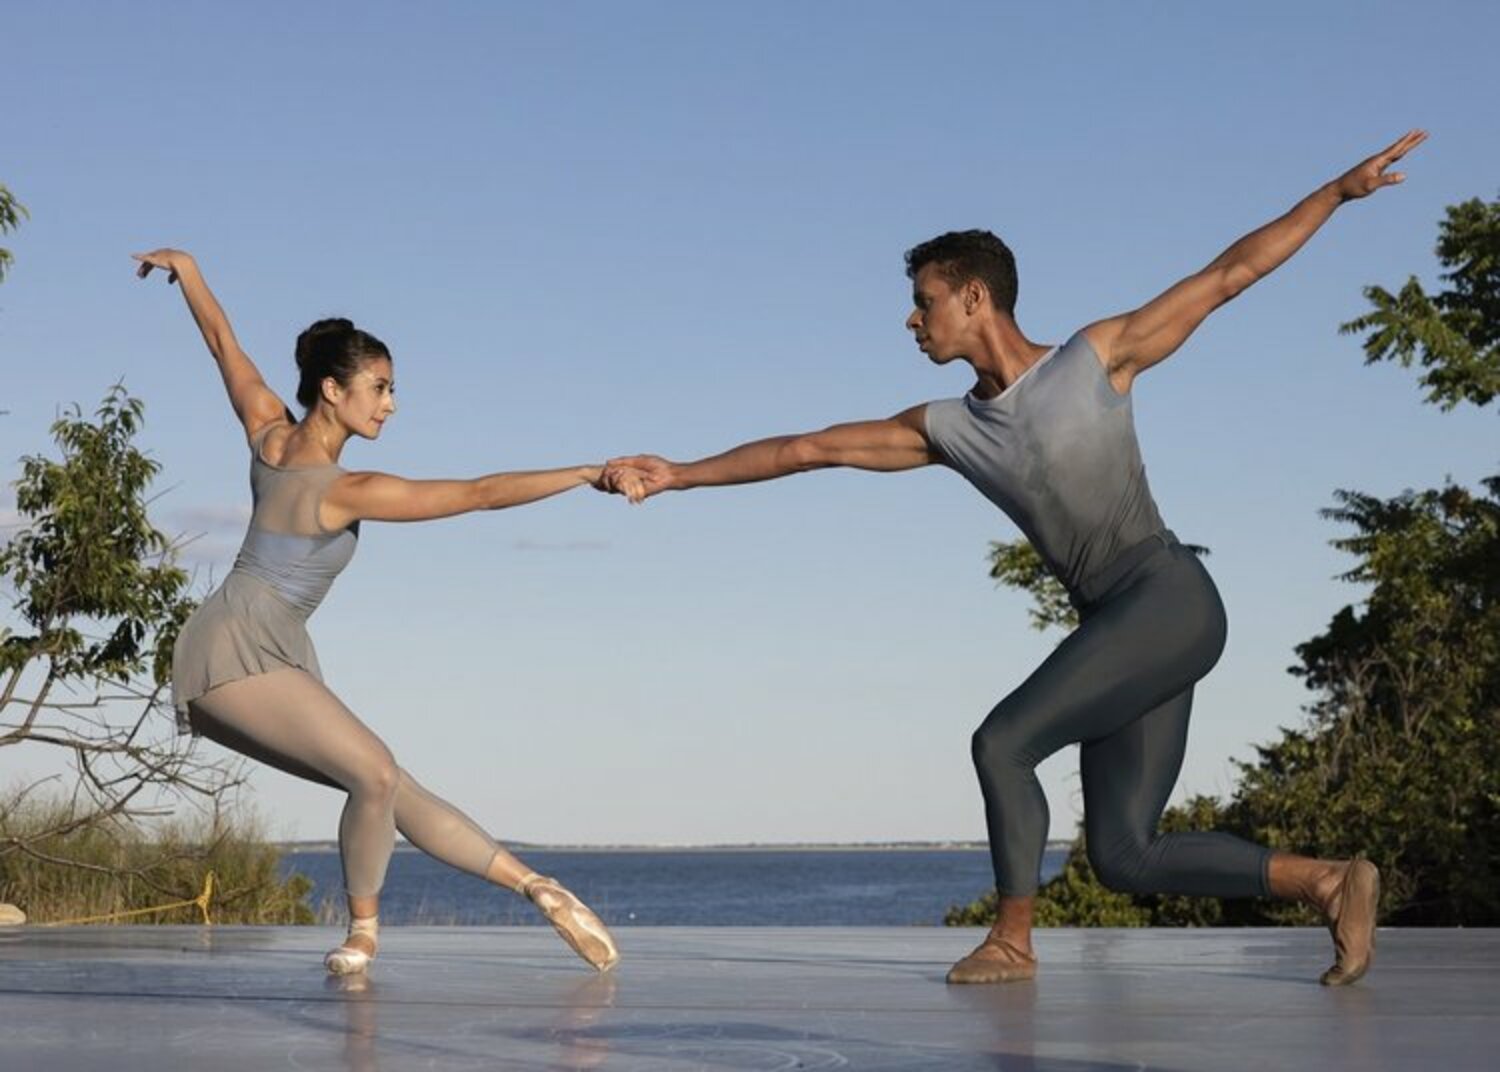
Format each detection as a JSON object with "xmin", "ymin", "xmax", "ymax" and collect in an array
[
  {"xmin": 924, "ymin": 330, "xmax": 1165, "ymax": 597},
  {"xmin": 230, "ymin": 425, "xmax": 359, "ymax": 616}
]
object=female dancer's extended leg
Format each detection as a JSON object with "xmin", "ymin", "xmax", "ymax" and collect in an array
[{"xmin": 188, "ymin": 668, "xmax": 618, "ymax": 972}]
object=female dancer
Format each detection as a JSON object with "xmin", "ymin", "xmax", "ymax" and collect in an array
[
  {"xmin": 136, "ymin": 248, "xmax": 628, "ymax": 975},
  {"xmin": 606, "ymin": 131, "xmax": 1427, "ymax": 986}
]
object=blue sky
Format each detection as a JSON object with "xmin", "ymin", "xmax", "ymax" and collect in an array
[{"xmin": 3, "ymin": 1, "xmax": 1497, "ymax": 845}]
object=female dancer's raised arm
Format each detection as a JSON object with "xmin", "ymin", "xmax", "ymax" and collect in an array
[{"xmin": 133, "ymin": 248, "xmax": 291, "ymax": 438}]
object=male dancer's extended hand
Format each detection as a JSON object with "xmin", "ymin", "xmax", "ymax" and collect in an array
[
  {"xmin": 1333, "ymin": 129, "xmax": 1426, "ymax": 202},
  {"xmin": 598, "ymin": 460, "xmax": 659, "ymax": 503},
  {"xmin": 602, "ymin": 455, "xmax": 676, "ymax": 501}
]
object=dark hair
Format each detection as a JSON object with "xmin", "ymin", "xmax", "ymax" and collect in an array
[
  {"xmin": 294, "ymin": 318, "xmax": 392, "ymax": 410},
  {"xmin": 903, "ymin": 230, "xmax": 1018, "ymax": 315}
]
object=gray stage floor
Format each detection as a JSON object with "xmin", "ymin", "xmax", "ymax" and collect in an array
[{"xmin": 1, "ymin": 926, "xmax": 1495, "ymax": 1070}]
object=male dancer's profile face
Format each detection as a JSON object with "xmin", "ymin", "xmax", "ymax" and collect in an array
[{"xmin": 906, "ymin": 263, "xmax": 971, "ymax": 365}]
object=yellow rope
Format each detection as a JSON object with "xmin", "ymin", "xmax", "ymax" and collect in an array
[{"xmin": 37, "ymin": 870, "xmax": 216, "ymax": 927}]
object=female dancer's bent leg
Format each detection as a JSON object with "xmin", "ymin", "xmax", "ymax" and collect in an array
[
  {"xmin": 190, "ymin": 670, "xmax": 399, "ymax": 897},
  {"xmin": 950, "ymin": 546, "xmax": 1376, "ymax": 985},
  {"xmin": 189, "ymin": 669, "xmax": 618, "ymax": 972}
]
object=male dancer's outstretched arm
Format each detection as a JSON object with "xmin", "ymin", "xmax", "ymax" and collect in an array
[
  {"xmin": 606, "ymin": 404, "xmax": 938, "ymax": 499},
  {"xmin": 1086, "ymin": 129, "xmax": 1427, "ymax": 394}
]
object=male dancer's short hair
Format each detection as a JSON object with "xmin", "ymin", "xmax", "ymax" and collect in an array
[{"xmin": 904, "ymin": 230, "xmax": 1018, "ymax": 315}]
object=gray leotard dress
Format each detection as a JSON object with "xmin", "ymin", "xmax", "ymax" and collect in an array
[
  {"xmin": 924, "ymin": 330, "xmax": 1271, "ymax": 899},
  {"xmin": 171, "ymin": 424, "xmax": 358, "ymax": 734}
]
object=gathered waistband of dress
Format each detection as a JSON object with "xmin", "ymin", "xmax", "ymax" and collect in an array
[
  {"xmin": 1069, "ymin": 529, "xmax": 1180, "ymax": 610},
  {"xmin": 225, "ymin": 567, "xmax": 312, "ymax": 619}
]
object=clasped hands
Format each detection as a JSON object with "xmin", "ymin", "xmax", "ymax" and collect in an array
[{"xmin": 595, "ymin": 455, "xmax": 673, "ymax": 504}]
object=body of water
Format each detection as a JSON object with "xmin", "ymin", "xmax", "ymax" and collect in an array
[{"xmin": 279, "ymin": 846, "xmax": 1068, "ymax": 926}]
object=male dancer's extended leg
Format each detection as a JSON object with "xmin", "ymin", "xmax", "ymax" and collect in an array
[
  {"xmin": 951, "ymin": 547, "xmax": 1268, "ymax": 984},
  {"xmin": 969, "ymin": 546, "xmax": 1242, "ymax": 898},
  {"xmin": 1081, "ymin": 687, "xmax": 1269, "ymax": 898},
  {"xmin": 952, "ymin": 547, "xmax": 1376, "ymax": 984}
]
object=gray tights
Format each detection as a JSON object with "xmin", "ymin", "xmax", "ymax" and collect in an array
[{"xmin": 189, "ymin": 668, "xmax": 511, "ymax": 897}]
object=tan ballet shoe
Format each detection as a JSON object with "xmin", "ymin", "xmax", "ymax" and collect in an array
[
  {"xmin": 1320, "ymin": 859, "xmax": 1380, "ymax": 986},
  {"xmin": 325, "ymin": 915, "xmax": 379, "ymax": 976},
  {"xmin": 517, "ymin": 873, "xmax": 620, "ymax": 972},
  {"xmin": 946, "ymin": 930, "xmax": 1037, "ymax": 984}
]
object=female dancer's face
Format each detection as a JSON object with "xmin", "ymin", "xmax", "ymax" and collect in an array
[
  {"xmin": 906, "ymin": 264, "xmax": 972, "ymax": 365},
  {"xmin": 333, "ymin": 357, "xmax": 397, "ymax": 440}
]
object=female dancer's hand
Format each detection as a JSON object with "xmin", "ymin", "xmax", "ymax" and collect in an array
[
  {"xmin": 596, "ymin": 463, "xmax": 649, "ymax": 504},
  {"xmin": 603, "ymin": 456, "xmax": 674, "ymax": 501},
  {"xmin": 1333, "ymin": 130, "xmax": 1427, "ymax": 202},
  {"xmin": 132, "ymin": 248, "xmax": 196, "ymax": 284}
]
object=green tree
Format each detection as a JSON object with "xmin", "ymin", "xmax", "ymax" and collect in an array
[
  {"xmin": 1232, "ymin": 477, "xmax": 1499, "ymax": 924},
  {"xmin": 1, "ymin": 387, "xmax": 252, "ymax": 913},
  {"xmin": 0, "ymin": 183, "xmax": 25, "ymax": 285},
  {"xmin": 1340, "ymin": 193, "xmax": 1500, "ymax": 408}
]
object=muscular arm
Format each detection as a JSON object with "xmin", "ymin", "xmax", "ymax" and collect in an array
[
  {"xmin": 607, "ymin": 404, "xmax": 938, "ymax": 497},
  {"xmin": 134, "ymin": 249, "xmax": 292, "ymax": 439},
  {"xmin": 1085, "ymin": 130, "xmax": 1427, "ymax": 393},
  {"xmin": 319, "ymin": 465, "xmax": 606, "ymax": 529}
]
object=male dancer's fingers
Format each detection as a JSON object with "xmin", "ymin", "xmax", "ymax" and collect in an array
[{"xmin": 1380, "ymin": 129, "xmax": 1426, "ymax": 166}]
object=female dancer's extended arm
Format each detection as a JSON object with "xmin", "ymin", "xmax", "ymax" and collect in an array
[
  {"xmin": 1085, "ymin": 129, "xmax": 1427, "ymax": 393},
  {"xmin": 134, "ymin": 248, "xmax": 291, "ymax": 438},
  {"xmin": 604, "ymin": 404, "xmax": 938, "ymax": 500},
  {"xmin": 320, "ymin": 465, "xmax": 637, "ymax": 528}
]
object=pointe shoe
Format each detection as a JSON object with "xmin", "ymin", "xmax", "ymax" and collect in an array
[
  {"xmin": 1320, "ymin": 859, "xmax": 1380, "ymax": 986},
  {"xmin": 946, "ymin": 930, "xmax": 1037, "ymax": 984},
  {"xmin": 325, "ymin": 915, "xmax": 379, "ymax": 976},
  {"xmin": 517, "ymin": 873, "xmax": 620, "ymax": 972}
]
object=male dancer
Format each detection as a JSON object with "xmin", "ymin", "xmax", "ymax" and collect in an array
[{"xmin": 606, "ymin": 131, "xmax": 1425, "ymax": 985}]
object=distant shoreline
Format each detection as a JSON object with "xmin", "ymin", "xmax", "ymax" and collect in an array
[{"xmin": 278, "ymin": 840, "xmax": 1072, "ymax": 854}]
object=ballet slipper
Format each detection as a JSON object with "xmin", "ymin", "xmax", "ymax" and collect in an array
[
  {"xmin": 325, "ymin": 915, "xmax": 379, "ymax": 976},
  {"xmin": 946, "ymin": 928, "xmax": 1037, "ymax": 984},
  {"xmin": 1320, "ymin": 859, "xmax": 1379, "ymax": 986},
  {"xmin": 517, "ymin": 873, "xmax": 620, "ymax": 972}
]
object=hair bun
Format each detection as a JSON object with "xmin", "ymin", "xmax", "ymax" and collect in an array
[
  {"xmin": 295, "ymin": 317, "xmax": 356, "ymax": 370},
  {"xmin": 292, "ymin": 317, "xmax": 391, "ymax": 411}
]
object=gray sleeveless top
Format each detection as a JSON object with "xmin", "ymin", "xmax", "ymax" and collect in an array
[
  {"xmin": 169, "ymin": 424, "xmax": 358, "ymax": 732},
  {"xmin": 923, "ymin": 330, "xmax": 1165, "ymax": 597},
  {"xmin": 231, "ymin": 430, "xmax": 360, "ymax": 615}
]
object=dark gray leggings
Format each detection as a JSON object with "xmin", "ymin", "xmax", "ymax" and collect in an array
[{"xmin": 972, "ymin": 535, "xmax": 1272, "ymax": 897}]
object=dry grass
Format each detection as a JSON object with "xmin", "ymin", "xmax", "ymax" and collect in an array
[{"xmin": 0, "ymin": 794, "xmax": 314, "ymax": 925}]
